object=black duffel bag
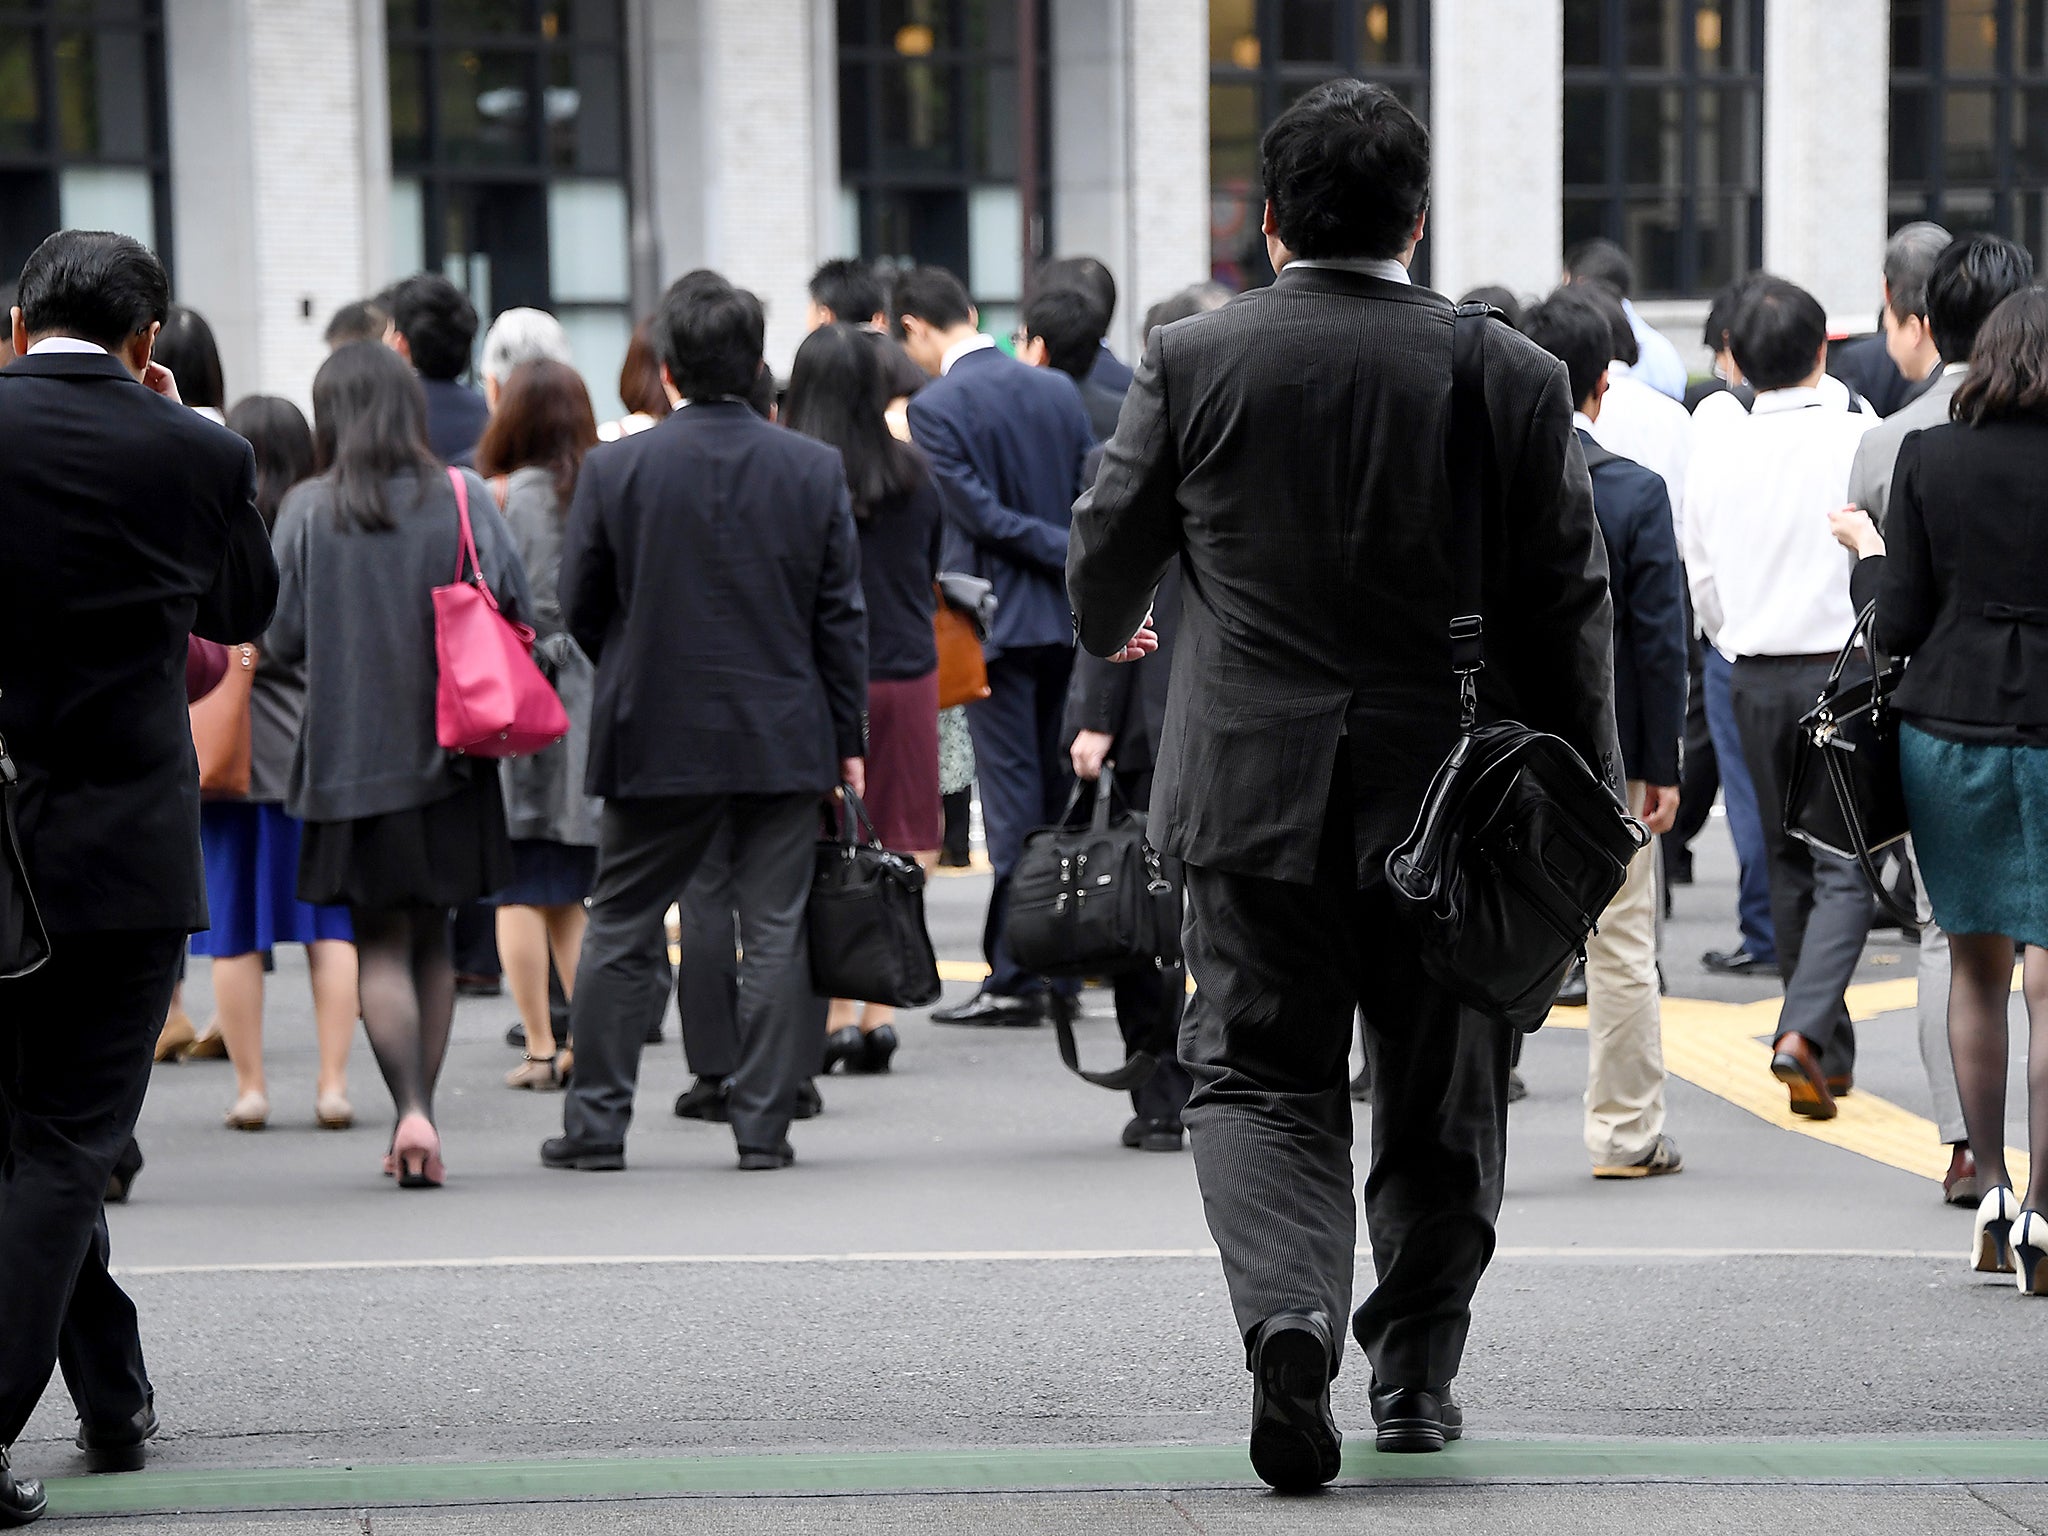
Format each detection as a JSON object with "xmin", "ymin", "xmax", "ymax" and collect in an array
[
  {"xmin": 0, "ymin": 730, "xmax": 50, "ymax": 980},
  {"xmin": 806, "ymin": 787, "xmax": 942, "ymax": 1008},
  {"xmin": 1007, "ymin": 770, "xmax": 1180, "ymax": 981},
  {"xmin": 1783, "ymin": 601, "xmax": 1915, "ymax": 926},
  {"xmin": 1385, "ymin": 301, "xmax": 1648, "ymax": 1032}
]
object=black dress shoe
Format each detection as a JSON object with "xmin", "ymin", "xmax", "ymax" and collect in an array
[
  {"xmin": 1247, "ymin": 1314, "xmax": 1341, "ymax": 1492},
  {"xmin": 76, "ymin": 1399, "xmax": 158, "ymax": 1473},
  {"xmin": 855, "ymin": 1024, "xmax": 899, "ymax": 1073},
  {"xmin": 1702, "ymin": 946, "xmax": 1778, "ymax": 977},
  {"xmin": 504, "ymin": 1021, "xmax": 527, "ymax": 1049},
  {"xmin": 672, "ymin": 1076, "xmax": 731, "ymax": 1122},
  {"xmin": 1369, "ymin": 1379, "xmax": 1462, "ymax": 1453},
  {"xmin": 794, "ymin": 1080, "xmax": 823, "ymax": 1120},
  {"xmin": 737, "ymin": 1140, "xmax": 795, "ymax": 1171},
  {"xmin": 822, "ymin": 1025, "xmax": 865, "ymax": 1073},
  {"xmin": 456, "ymin": 972, "xmax": 503, "ymax": 999},
  {"xmin": 1120, "ymin": 1116, "xmax": 1186, "ymax": 1152},
  {"xmin": 930, "ymin": 990, "xmax": 1044, "ymax": 1027},
  {"xmin": 0, "ymin": 1449, "xmax": 45, "ymax": 1526},
  {"xmin": 106, "ymin": 1138, "xmax": 144, "ymax": 1205},
  {"xmin": 540, "ymin": 1135, "xmax": 625, "ymax": 1171},
  {"xmin": 643, "ymin": 1021, "xmax": 666, "ymax": 1045},
  {"xmin": 1554, "ymin": 959, "xmax": 1588, "ymax": 1007},
  {"xmin": 1506, "ymin": 1070, "xmax": 1528, "ymax": 1103}
]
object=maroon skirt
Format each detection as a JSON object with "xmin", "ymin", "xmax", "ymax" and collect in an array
[{"xmin": 865, "ymin": 670, "xmax": 942, "ymax": 852}]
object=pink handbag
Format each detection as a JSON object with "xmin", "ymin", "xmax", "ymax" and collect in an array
[{"xmin": 432, "ymin": 468, "xmax": 569, "ymax": 758}]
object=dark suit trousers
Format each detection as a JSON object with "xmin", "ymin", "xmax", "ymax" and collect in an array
[
  {"xmin": 0, "ymin": 930, "xmax": 183, "ymax": 1444},
  {"xmin": 1112, "ymin": 769, "xmax": 1192, "ymax": 1126},
  {"xmin": 1731, "ymin": 655, "xmax": 1873, "ymax": 1074},
  {"xmin": 968, "ymin": 643, "xmax": 1076, "ymax": 995},
  {"xmin": 675, "ymin": 822, "xmax": 741, "ymax": 1081},
  {"xmin": 1180, "ymin": 764, "xmax": 1510, "ymax": 1390},
  {"xmin": 565, "ymin": 794, "xmax": 818, "ymax": 1153}
]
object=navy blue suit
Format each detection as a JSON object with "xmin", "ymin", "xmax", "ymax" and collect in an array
[
  {"xmin": 908, "ymin": 344, "xmax": 1093, "ymax": 996},
  {"xmin": 1579, "ymin": 429, "xmax": 1688, "ymax": 786}
]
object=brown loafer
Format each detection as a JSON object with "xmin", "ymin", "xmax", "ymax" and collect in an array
[
  {"xmin": 1771, "ymin": 1033, "xmax": 1837, "ymax": 1120},
  {"xmin": 1826, "ymin": 1074, "xmax": 1853, "ymax": 1097}
]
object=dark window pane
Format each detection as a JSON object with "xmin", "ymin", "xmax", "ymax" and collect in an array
[
  {"xmin": 1623, "ymin": 0, "xmax": 1678, "ymax": 69},
  {"xmin": 1212, "ymin": 0, "xmax": 1259, "ymax": 65},
  {"xmin": 968, "ymin": 61, "xmax": 1017, "ymax": 177},
  {"xmin": 1698, "ymin": 83, "xmax": 1759, "ymax": 189},
  {"xmin": 548, "ymin": 47, "xmax": 621, "ymax": 173},
  {"xmin": 1622, "ymin": 84, "xmax": 1680, "ymax": 186},
  {"xmin": 1891, "ymin": 0, "xmax": 1928, "ymax": 70},
  {"xmin": 2020, "ymin": 86, "xmax": 2048, "ymax": 177},
  {"xmin": 1563, "ymin": 0, "xmax": 1603, "ymax": 67},
  {"xmin": 1620, "ymin": 193, "xmax": 1682, "ymax": 292},
  {"xmin": 0, "ymin": 27, "xmax": 42, "ymax": 154},
  {"xmin": 438, "ymin": 178, "xmax": 551, "ymax": 312},
  {"xmin": 1357, "ymin": 0, "xmax": 1408, "ymax": 67},
  {"xmin": 1563, "ymin": 83, "xmax": 1609, "ymax": 186},
  {"xmin": 389, "ymin": 46, "xmax": 427, "ymax": 163},
  {"xmin": 1562, "ymin": 193, "xmax": 1612, "ymax": 253},
  {"xmin": 1947, "ymin": 0, "xmax": 1999, "ymax": 74},
  {"xmin": 838, "ymin": 0, "xmax": 871, "ymax": 46},
  {"xmin": 437, "ymin": 0, "xmax": 531, "ymax": 35},
  {"xmin": 55, "ymin": 30, "xmax": 94, "ymax": 155},
  {"xmin": 2025, "ymin": 0, "xmax": 2048, "ymax": 73},
  {"xmin": 876, "ymin": 59, "xmax": 957, "ymax": 171},
  {"xmin": 547, "ymin": 0, "xmax": 618, "ymax": 40},
  {"xmin": 960, "ymin": 0, "xmax": 1019, "ymax": 54},
  {"xmin": 1212, "ymin": 179, "xmax": 1268, "ymax": 290},
  {"xmin": 1277, "ymin": 0, "xmax": 1338, "ymax": 62},
  {"xmin": 863, "ymin": 185, "xmax": 969, "ymax": 274},
  {"xmin": 839, "ymin": 62, "xmax": 871, "ymax": 172},
  {"xmin": 1939, "ymin": 186, "xmax": 2000, "ymax": 233},
  {"xmin": 1691, "ymin": 192, "xmax": 1753, "ymax": 289},
  {"xmin": 388, "ymin": 0, "xmax": 425, "ymax": 30},
  {"xmin": 1890, "ymin": 84, "xmax": 1931, "ymax": 182},
  {"xmin": 438, "ymin": 47, "xmax": 539, "ymax": 166},
  {"xmin": 0, "ymin": 170, "xmax": 61, "ymax": 279},
  {"xmin": 1944, "ymin": 86, "xmax": 1998, "ymax": 180},
  {"xmin": 1210, "ymin": 80, "xmax": 1260, "ymax": 186}
]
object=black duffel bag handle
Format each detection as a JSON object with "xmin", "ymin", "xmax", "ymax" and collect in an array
[{"xmin": 0, "ymin": 726, "xmax": 51, "ymax": 980}]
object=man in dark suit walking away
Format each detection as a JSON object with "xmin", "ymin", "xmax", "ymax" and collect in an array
[
  {"xmin": 895, "ymin": 267, "xmax": 1095, "ymax": 1029},
  {"xmin": 543, "ymin": 271, "xmax": 867, "ymax": 1176},
  {"xmin": 1070, "ymin": 83, "xmax": 1619, "ymax": 1492},
  {"xmin": 1020, "ymin": 286, "xmax": 1127, "ymax": 442},
  {"xmin": 0, "ymin": 230, "xmax": 279, "ymax": 1520}
]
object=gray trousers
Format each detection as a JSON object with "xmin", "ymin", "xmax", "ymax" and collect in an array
[
  {"xmin": 1907, "ymin": 838, "xmax": 1965, "ymax": 1143},
  {"xmin": 564, "ymin": 793, "xmax": 819, "ymax": 1153},
  {"xmin": 676, "ymin": 822, "xmax": 741, "ymax": 1081}
]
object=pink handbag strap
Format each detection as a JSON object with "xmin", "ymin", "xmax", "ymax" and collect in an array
[{"xmin": 447, "ymin": 467, "xmax": 500, "ymax": 615}]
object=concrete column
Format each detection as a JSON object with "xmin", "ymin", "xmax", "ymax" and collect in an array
[
  {"xmin": 1429, "ymin": 0, "xmax": 1563, "ymax": 302},
  {"xmin": 1051, "ymin": 0, "xmax": 1130, "ymax": 335},
  {"xmin": 1124, "ymin": 0, "xmax": 1210, "ymax": 351},
  {"xmin": 1763, "ymin": 0, "xmax": 1888, "ymax": 328},
  {"xmin": 164, "ymin": 0, "xmax": 259, "ymax": 402}
]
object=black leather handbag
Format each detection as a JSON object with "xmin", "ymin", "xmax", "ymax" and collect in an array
[
  {"xmin": 1384, "ymin": 302, "xmax": 1649, "ymax": 1032},
  {"xmin": 0, "ymin": 729, "xmax": 51, "ymax": 980},
  {"xmin": 1783, "ymin": 601, "xmax": 1915, "ymax": 926},
  {"xmin": 805, "ymin": 787, "xmax": 942, "ymax": 1009}
]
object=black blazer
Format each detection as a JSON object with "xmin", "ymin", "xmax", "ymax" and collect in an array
[
  {"xmin": 1581, "ymin": 432, "xmax": 1688, "ymax": 785},
  {"xmin": 1063, "ymin": 563, "xmax": 1181, "ymax": 774},
  {"xmin": 1853, "ymin": 419, "xmax": 2048, "ymax": 738},
  {"xmin": 0, "ymin": 351, "xmax": 278, "ymax": 933},
  {"xmin": 560, "ymin": 401, "xmax": 868, "ymax": 798},
  {"xmin": 1070, "ymin": 268, "xmax": 1620, "ymax": 886}
]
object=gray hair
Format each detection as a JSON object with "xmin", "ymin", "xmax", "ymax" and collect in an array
[
  {"xmin": 480, "ymin": 306, "xmax": 573, "ymax": 384},
  {"xmin": 1884, "ymin": 221, "xmax": 1953, "ymax": 323}
]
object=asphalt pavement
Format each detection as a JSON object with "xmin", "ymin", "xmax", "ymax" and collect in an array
[{"xmin": 17, "ymin": 812, "xmax": 2047, "ymax": 1532}]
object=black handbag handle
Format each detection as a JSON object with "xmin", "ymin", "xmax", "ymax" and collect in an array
[
  {"xmin": 1054, "ymin": 768, "xmax": 1124, "ymax": 832},
  {"xmin": 1824, "ymin": 601, "xmax": 1885, "ymax": 702},
  {"xmin": 830, "ymin": 783, "xmax": 885, "ymax": 849}
]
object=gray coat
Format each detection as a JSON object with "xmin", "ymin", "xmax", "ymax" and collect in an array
[
  {"xmin": 496, "ymin": 467, "xmax": 600, "ymax": 846},
  {"xmin": 1847, "ymin": 367, "xmax": 1965, "ymax": 529},
  {"xmin": 269, "ymin": 467, "xmax": 534, "ymax": 824}
]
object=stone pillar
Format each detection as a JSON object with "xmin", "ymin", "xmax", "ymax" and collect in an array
[
  {"xmin": 1429, "ymin": 0, "xmax": 1562, "ymax": 302},
  {"xmin": 1125, "ymin": 0, "xmax": 1210, "ymax": 351},
  {"xmin": 1763, "ymin": 0, "xmax": 1888, "ymax": 327}
]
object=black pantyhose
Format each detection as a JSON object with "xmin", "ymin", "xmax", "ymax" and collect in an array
[
  {"xmin": 1947, "ymin": 933, "xmax": 2048, "ymax": 1210},
  {"xmin": 350, "ymin": 906, "xmax": 456, "ymax": 1124}
]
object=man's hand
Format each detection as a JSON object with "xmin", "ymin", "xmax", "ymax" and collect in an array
[
  {"xmin": 839, "ymin": 757, "xmax": 866, "ymax": 801},
  {"xmin": 1070, "ymin": 729, "xmax": 1114, "ymax": 782},
  {"xmin": 1641, "ymin": 784, "xmax": 1680, "ymax": 836},
  {"xmin": 1829, "ymin": 505, "xmax": 1885, "ymax": 559},
  {"xmin": 1107, "ymin": 623, "xmax": 1159, "ymax": 665},
  {"xmin": 142, "ymin": 361, "xmax": 183, "ymax": 403}
]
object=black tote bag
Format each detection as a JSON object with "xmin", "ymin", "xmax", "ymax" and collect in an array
[
  {"xmin": 0, "ymin": 730, "xmax": 51, "ymax": 980},
  {"xmin": 806, "ymin": 786, "xmax": 942, "ymax": 1008}
]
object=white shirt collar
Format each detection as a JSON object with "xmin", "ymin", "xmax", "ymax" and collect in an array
[
  {"xmin": 1572, "ymin": 410, "xmax": 1597, "ymax": 434},
  {"xmin": 1941, "ymin": 361, "xmax": 1969, "ymax": 377},
  {"xmin": 1608, "ymin": 358, "xmax": 1634, "ymax": 379},
  {"xmin": 1285, "ymin": 256, "xmax": 1411, "ymax": 284},
  {"xmin": 1751, "ymin": 385, "xmax": 1826, "ymax": 416},
  {"xmin": 26, "ymin": 337, "xmax": 110, "ymax": 356},
  {"xmin": 940, "ymin": 334, "xmax": 997, "ymax": 376}
]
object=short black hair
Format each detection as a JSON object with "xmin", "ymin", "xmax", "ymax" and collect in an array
[
  {"xmin": 1564, "ymin": 238, "xmax": 1634, "ymax": 299},
  {"xmin": 889, "ymin": 265, "xmax": 974, "ymax": 335},
  {"xmin": 15, "ymin": 229, "xmax": 169, "ymax": 351},
  {"xmin": 1926, "ymin": 232, "xmax": 2036, "ymax": 365},
  {"xmin": 809, "ymin": 258, "xmax": 887, "ymax": 325},
  {"xmin": 655, "ymin": 269, "xmax": 765, "ymax": 401},
  {"xmin": 1573, "ymin": 279, "xmax": 1637, "ymax": 367},
  {"xmin": 1729, "ymin": 275, "xmax": 1828, "ymax": 392},
  {"xmin": 1036, "ymin": 256, "xmax": 1117, "ymax": 329},
  {"xmin": 1519, "ymin": 288, "xmax": 1614, "ymax": 411},
  {"xmin": 1141, "ymin": 282, "xmax": 1232, "ymax": 342},
  {"xmin": 324, "ymin": 299, "xmax": 388, "ymax": 349},
  {"xmin": 380, "ymin": 273, "xmax": 478, "ymax": 381},
  {"xmin": 1260, "ymin": 79, "xmax": 1430, "ymax": 262},
  {"xmin": 1458, "ymin": 285, "xmax": 1524, "ymax": 331},
  {"xmin": 1702, "ymin": 275, "xmax": 1755, "ymax": 352},
  {"xmin": 1022, "ymin": 286, "xmax": 1105, "ymax": 381},
  {"xmin": 152, "ymin": 304, "xmax": 226, "ymax": 410},
  {"xmin": 1882, "ymin": 222, "xmax": 1953, "ymax": 324}
]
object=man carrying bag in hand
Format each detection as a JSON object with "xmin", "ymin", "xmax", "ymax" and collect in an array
[{"xmin": 1069, "ymin": 83, "xmax": 1619, "ymax": 1492}]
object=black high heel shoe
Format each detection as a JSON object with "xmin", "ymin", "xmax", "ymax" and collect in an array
[
  {"xmin": 855, "ymin": 1024, "xmax": 899, "ymax": 1074},
  {"xmin": 821, "ymin": 1025, "xmax": 864, "ymax": 1074}
]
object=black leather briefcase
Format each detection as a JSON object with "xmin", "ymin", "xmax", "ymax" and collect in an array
[{"xmin": 806, "ymin": 787, "xmax": 942, "ymax": 1009}]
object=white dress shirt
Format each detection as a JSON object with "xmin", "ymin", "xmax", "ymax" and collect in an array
[
  {"xmin": 1681, "ymin": 386, "xmax": 1877, "ymax": 659},
  {"xmin": 1625, "ymin": 300, "xmax": 1689, "ymax": 401},
  {"xmin": 1588, "ymin": 359, "xmax": 1692, "ymax": 539},
  {"xmin": 940, "ymin": 333, "xmax": 997, "ymax": 376},
  {"xmin": 26, "ymin": 337, "xmax": 109, "ymax": 356}
]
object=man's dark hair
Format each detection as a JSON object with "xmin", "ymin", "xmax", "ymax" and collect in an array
[
  {"xmin": 1954, "ymin": 286, "xmax": 2048, "ymax": 425},
  {"xmin": 1142, "ymin": 282, "xmax": 1232, "ymax": 342},
  {"xmin": 1035, "ymin": 255, "xmax": 1117, "ymax": 329},
  {"xmin": 1703, "ymin": 275, "xmax": 1753, "ymax": 351},
  {"xmin": 1458, "ymin": 284, "xmax": 1524, "ymax": 331},
  {"xmin": 1573, "ymin": 279, "xmax": 1638, "ymax": 367},
  {"xmin": 324, "ymin": 299, "xmax": 388, "ymax": 349},
  {"xmin": 14, "ymin": 229, "xmax": 169, "ymax": 351},
  {"xmin": 809, "ymin": 258, "xmax": 887, "ymax": 325},
  {"xmin": 1882, "ymin": 221, "xmax": 1953, "ymax": 325},
  {"xmin": 1926, "ymin": 232, "xmax": 2036, "ymax": 365},
  {"xmin": 889, "ymin": 265, "xmax": 974, "ymax": 335},
  {"xmin": 1519, "ymin": 288, "xmax": 1614, "ymax": 411},
  {"xmin": 152, "ymin": 304, "xmax": 226, "ymax": 410},
  {"xmin": 380, "ymin": 273, "xmax": 478, "ymax": 381},
  {"xmin": 1260, "ymin": 79, "xmax": 1430, "ymax": 262},
  {"xmin": 1564, "ymin": 237, "xmax": 1635, "ymax": 299},
  {"xmin": 1022, "ymin": 286, "xmax": 1106, "ymax": 381},
  {"xmin": 654, "ymin": 269, "xmax": 765, "ymax": 401},
  {"xmin": 1728, "ymin": 275, "xmax": 1829, "ymax": 392},
  {"xmin": 310, "ymin": 340, "xmax": 439, "ymax": 532}
]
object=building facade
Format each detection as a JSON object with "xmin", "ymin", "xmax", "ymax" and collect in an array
[{"xmin": 0, "ymin": 2, "xmax": 2011, "ymax": 409}]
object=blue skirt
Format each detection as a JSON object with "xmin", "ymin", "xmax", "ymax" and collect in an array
[
  {"xmin": 1899, "ymin": 722, "xmax": 2048, "ymax": 949},
  {"xmin": 193, "ymin": 802, "xmax": 353, "ymax": 958},
  {"xmin": 492, "ymin": 839, "xmax": 597, "ymax": 908}
]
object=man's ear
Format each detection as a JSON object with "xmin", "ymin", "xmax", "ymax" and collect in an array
[{"xmin": 1261, "ymin": 199, "xmax": 1279, "ymax": 238}]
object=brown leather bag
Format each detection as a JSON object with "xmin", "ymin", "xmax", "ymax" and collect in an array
[
  {"xmin": 934, "ymin": 603, "xmax": 989, "ymax": 709},
  {"xmin": 190, "ymin": 643, "xmax": 257, "ymax": 800}
]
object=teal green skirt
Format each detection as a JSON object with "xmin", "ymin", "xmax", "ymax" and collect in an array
[{"xmin": 1899, "ymin": 722, "xmax": 2048, "ymax": 948}]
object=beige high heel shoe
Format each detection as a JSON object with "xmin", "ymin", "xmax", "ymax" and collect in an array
[
  {"xmin": 315, "ymin": 1091, "xmax": 354, "ymax": 1130},
  {"xmin": 224, "ymin": 1091, "xmax": 269, "ymax": 1131}
]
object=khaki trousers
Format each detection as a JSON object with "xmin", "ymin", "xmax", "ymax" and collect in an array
[{"xmin": 1583, "ymin": 782, "xmax": 1666, "ymax": 1166}]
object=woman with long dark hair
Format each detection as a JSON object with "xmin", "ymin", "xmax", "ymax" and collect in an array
[
  {"xmin": 192, "ymin": 396, "xmax": 358, "ymax": 1130},
  {"xmin": 268, "ymin": 342, "xmax": 534, "ymax": 1186},
  {"xmin": 783, "ymin": 323, "xmax": 943, "ymax": 1074},
  {"xmin": 597, "ymin": 318, "xmax": 674, "ymax": 442},
  {"xmin": 152, "ymin": 304, "xmax": 227, "ymax": 420},
  {"xmin": 477, "ymin": 359, "xmax": 602, "ymax": 1090}
]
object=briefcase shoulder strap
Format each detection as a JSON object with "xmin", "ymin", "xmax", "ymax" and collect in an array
[{"xmin": 1448, "ymin": 300, "xmax": 1498, "ymax": 730}]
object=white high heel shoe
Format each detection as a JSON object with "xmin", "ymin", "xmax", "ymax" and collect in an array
[
  {"xmin": 1974, "ymin": 1187, "xmax": 2021, "ymax": 1274},
  {"xmin": 2013, "ymin": 1211, "xmax": 2048, "ymax": 1296}
]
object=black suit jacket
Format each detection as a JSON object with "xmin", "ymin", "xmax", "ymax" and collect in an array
[
  {"xmin": 0, "ymin": 351, "xmax": 278, "ymax": 933},
  {"xmin": 422, "ymin": 376, "xmax": 489, "ymax": 467},
  {"xmin": 560, "ymin": 401, "xmax": 867, "ymax": 798},
  {"xmin": 1063, "ymin": 563, "xmax": 1182, "ymax": 772},
  {"xmin": 1581, "ymin": 431, "xmax": 1688, "ymax": 785},
  {"xmin": 1853, "ymin": 419, "xmax": 2048, "ymax": 734},
  {"xmin": 1069, "ymin": 268, "xmax": 1620, "ymax": 886}
]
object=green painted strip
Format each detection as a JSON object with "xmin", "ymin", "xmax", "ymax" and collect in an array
[{"xmin": 39, "ymin": 1438, "xmax": 2048, "ymax": 1516}]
